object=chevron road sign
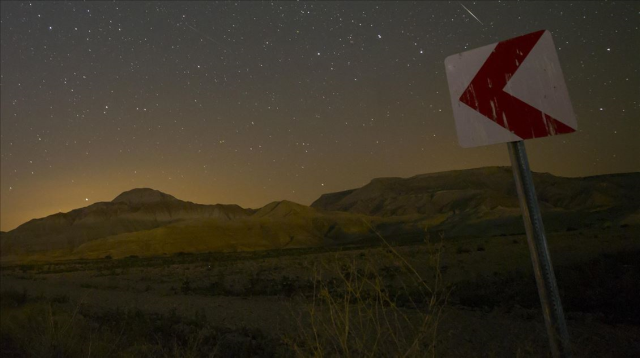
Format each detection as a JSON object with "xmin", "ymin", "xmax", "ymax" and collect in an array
[{"xmin": 445, "ymin": 30, "xmax": 577, "ymax": 148}]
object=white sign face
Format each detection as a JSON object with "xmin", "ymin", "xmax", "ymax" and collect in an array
[{"xmin": 444, "ymin": 30, "xmax": 577, "ymax": 148}]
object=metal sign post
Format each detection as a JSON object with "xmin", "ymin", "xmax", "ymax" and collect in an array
[{"xmin": 508, "ymin": 140, "xmax": 571, "ymax": 357}]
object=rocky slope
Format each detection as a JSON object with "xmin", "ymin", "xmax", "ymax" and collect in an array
[
  {"xmin": 0, "ymin": 192, "xmax": 384, "ymax": 261},
  {"xmin": 2, "ymin": 168, "xmax": 638, "ymax": 262},
  {"xmin": 311, "ymin": 167, "xmax": 640, "ymax": 237},
  {"xmin": 312, "ymin": 167, "xmax": 640, "ymax": 216},
  {"xmin": 65, "ymin": 201, "xmax": 380, "ymax": 259},
  {"xmin": 0, "ymin": 188, "xmax": 252, "ymax": 256}
]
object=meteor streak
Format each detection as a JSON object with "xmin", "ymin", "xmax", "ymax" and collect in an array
[
  {"xmin": 460, "ymin": 3, "xmax": 484, "ymax": 25},
  {"xmin": 181, "ymin": 22, "xmax": 229, "ymax": 51}
]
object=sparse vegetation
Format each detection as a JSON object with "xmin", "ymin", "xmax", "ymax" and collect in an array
[
  {"xmin": 288, "ymin": 240, "xmax": 448, "ymax": 357},
  {"xmin": 456, "ymin": 246, "xmax": 471, "ymax": 254},
  {"xmin": 0, "ymin": 288, "xmax": 286, "ymax": 357},
  {"xmin": 1, "ymin": 226, "xmax": 639, "ymax": 356}
]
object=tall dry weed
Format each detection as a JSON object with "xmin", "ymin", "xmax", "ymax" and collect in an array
[{"xmin": 289, "ymin": 228, "xmax": 449, "ymax": 357}]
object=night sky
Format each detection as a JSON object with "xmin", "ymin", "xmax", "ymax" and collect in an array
[{"xmin": 1, "ymin": 1, "xmax": 638, "ymax": 231}]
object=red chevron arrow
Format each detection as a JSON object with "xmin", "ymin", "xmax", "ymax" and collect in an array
[{"xmin": 459, "ymin": 30, "xmax": 575, "ymax": 139}]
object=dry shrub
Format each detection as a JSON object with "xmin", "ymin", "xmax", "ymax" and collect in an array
[{"xmin": 289, "ymin": 229, "xmax": 448, "ymax": 357}]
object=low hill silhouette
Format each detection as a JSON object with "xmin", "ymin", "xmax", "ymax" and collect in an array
[
  {"xmin": 312, "ymin": 167, "xmax": 640, "ymax": 237},
  {"xmin": 0, "ymin": 188, "xmax": 251, "ymax": 258},
  {"xmin": 1, "ymin": 167, "xmax": 638, "ymax": 262},
  {"xmin": 312, "ymin": 167, "xmax": 639, "ymax": 215}
]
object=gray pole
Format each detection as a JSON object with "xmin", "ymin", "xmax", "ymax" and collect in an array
[{"xmin": 507, "ymin": 140, "xmax": 571, "ymax": 358}]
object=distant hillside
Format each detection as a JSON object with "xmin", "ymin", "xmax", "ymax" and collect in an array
[
  {"xmin": 312, "ymin": 167, "xmax": 640, "ymax": 236},
  {"xmin": 2, "ymin": 168, "xmax": 638, "ymax": 263},
  {"xmin": 64, "ymin": 201, "xmax": 380, "ymax": 260},
  {"xmin": 312, "ymin": 167, "xmax": 640, "ymax": 215},
  {"xmin": 0, "ymin": 194, "xmax": 388, "ymax": 262},
  {"xmin": 0, "ymin": 188, "xmax": 252, "ymax": 257}
]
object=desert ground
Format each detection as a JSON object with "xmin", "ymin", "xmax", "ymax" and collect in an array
[{"xmin": 2, "ymin": 226, "xmax": 639, "ymax": 357}]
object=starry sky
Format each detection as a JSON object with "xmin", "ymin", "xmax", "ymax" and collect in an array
[{"xmin": 1, "ymin": 1, "xmax": 639, "ymax": 231}]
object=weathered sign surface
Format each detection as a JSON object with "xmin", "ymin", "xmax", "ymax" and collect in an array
[{"xmin": 445, "ymin": 30, "xmax": 577, "ymax": 148}]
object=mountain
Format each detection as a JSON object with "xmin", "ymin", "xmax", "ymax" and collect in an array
[
  {"xmin": 111, "ymin": 188, "xmax": 180, "ymax": 205},
  {"xmin": 2, "ymin": 168, "xmax": 638, "ymax": 263},
  {"xmin": 0, "ymin": 188, "xmax": 252, "ymax": 257},
  {"xmin": 311, "ymin": 167, "xmax": 640, "ymax": 236},
  {"xmin": 65, "ymin": 201, "xmax": 378, "ymax": 260},
  {"xmin": 312, "ymin": 167, "xmax": 640, "ymax": 215},
  {"xmin": 0, "ymin": 193, "xmax": 382, "ymax": 262}
]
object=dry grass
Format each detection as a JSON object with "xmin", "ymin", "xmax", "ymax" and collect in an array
[
  {"xmin": 287, "ymin": 228, "xmax": 449, "ymax": 357},
  {"xmin": 0, "ymin": 289, "xmax": 282, "ymax": 357},
  {"xmin": 2, "ymin": 226, "xmax": 639, "ymax": 357}
]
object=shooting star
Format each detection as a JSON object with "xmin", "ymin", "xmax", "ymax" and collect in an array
[
  {"xmin": 460, "ymin": 3, "xmax": 484, "ymax": 25},
  {"xmin": 180, "ymin": 22, "xmax": 229, "ymax": 51}
]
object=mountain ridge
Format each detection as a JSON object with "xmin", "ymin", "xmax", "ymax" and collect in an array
[
  {"xmin": 311, "ymin": 166, "xmax": 640, "ymax": 216},
  {"xmin": 111, "ymin": 188, "xmax": 180, "ymax": 205},
  {"xmin": 1, "ymin": 189, "xmax": 253, "ymax": 257},
  {"xmin": 2, "ymin": 167, "xmax": 638, "ymax": 262}
]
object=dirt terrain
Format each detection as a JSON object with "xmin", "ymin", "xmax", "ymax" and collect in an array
[{"xmin": 2, "ymin": 226, "xmax": 639, "ymax": 357}]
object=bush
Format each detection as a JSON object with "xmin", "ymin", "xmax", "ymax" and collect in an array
[
  {"xmin": 456, "ymin": 246, "xmax": 472, "ymax": 254},
  {"xmin": 288, "ymin": 233, "xmax": 449, "ymax": 357},
  {"xmin": 180, "ymin": 277, "xmax": 192, "ymax": 294},
  {"xmin": 0, "ymin": 290, "xmax": 286, "ymax": 357}
]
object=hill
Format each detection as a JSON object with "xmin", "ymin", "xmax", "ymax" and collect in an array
[
  {"xmin": 0, "ymin": 188, "xmax": 252, "ymax": 258},
  {"xmin": 0, "ymin": 195, "xmax": 383, "ymax": 262},
  {"xmin": 311, "ymin": 167, "xmax": 640, "ymax": 236},
  {"xmin": 2, "ymin": 168, "xmax": 638, "ymax": 262},
  {"xmin": 64, "ymin": 201, "xmax": 377, "ymax": 260}
]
